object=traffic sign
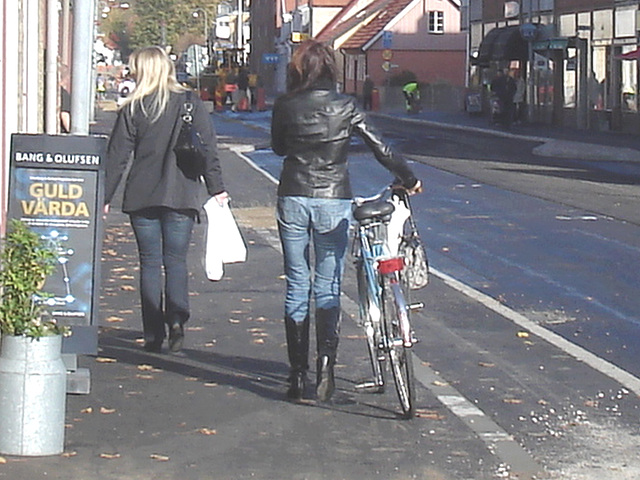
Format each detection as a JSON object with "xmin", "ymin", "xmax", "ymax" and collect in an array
[
  {"xmin": 262, "ymin": 53, "xmax": 280, "ymax": 64},
  {"xmin": 382, "ymin": 31, "xmax": 393, "ymax": 49}
]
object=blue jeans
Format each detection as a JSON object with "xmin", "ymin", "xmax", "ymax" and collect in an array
[
  {"xmin": 129, "ymin": 207, "xmax": 195, "ymax": 344},
  {"xmin": 277, "ymin": 196, "xmax": 352, "ymax": 324}
]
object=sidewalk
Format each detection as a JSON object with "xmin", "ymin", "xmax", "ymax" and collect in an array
[
  {"xmin": 224, "ymin": 97, "xmax": 640, "ymax": 163},
  {"xmin": 372, "ymin": 107, "xmax": 640, "ymax": 163},
  {"xmin": 0, "ymin": 105, "xmax": 505, "ymax": 480}
]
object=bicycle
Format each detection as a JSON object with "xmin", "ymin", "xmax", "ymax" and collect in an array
[{"xmin": 352, "ymin": 185, "xmax": 423, "ymax": 419}]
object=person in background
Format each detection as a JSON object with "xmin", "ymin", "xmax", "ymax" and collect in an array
[
  {"xmin": 271, "ymin": 39, "xmax": 422, "ymax": 402},
  {"xmin": 512, "ymin": 69, "xmax": 525, "ymax": 124},
  {"xmin": 59, "ymin": 65, "xmax": 71, "ymax": 133},
  {"xmin": 233, "ymin": 66, "xmax": 250, "ymax": 112},
  {"xmin": 104, "ymin": 46, "xmax": 228, "ymax": 354},
  {"xmin": 363, "ymin": 75, "xmax": 374, "ymax": 110},
  {"xmin": 490, "ymin": 68, "xmax": 517, "ymax": 128},
  {"xmin": 402, "ymin": 81, "xmax": 420, "ymax": 114}
]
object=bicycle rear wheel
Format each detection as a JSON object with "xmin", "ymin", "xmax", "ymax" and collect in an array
[
  {"xmin": 357, "ymin": 262, "xmax": 385, "ymax": 392},
  {"xmin": 381, "ymin": 276, "xmax": 416, "ymax": 419}
]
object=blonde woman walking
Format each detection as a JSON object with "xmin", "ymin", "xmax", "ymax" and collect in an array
[{"xmin": 105, "ymin": 46, "xmax": 227, "ymax": 353}]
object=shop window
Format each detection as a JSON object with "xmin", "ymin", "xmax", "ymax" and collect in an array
[{"xmin": 621, "ymin": 46, "xmax": 637, "ymax": 113}]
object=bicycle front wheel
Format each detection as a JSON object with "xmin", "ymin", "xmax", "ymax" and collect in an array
[{"xmin": 381, "ymin": 276, "xmax": 416, "ymax": 419}]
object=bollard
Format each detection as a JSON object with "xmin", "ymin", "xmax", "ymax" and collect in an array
[
  {"xmin": 214, "ymin": 89, "xmax": 224, "ymax": 111},
  {"xmin": 371, "ymin": 88, "xmax": 380, "ymax": 111},
  {"xmin": 256, "ymin": 87, "xmax": 266, "ymax": 111}
]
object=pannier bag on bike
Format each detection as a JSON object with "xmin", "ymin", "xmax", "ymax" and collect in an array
[
  {"xmin": 398, "ymin": 202, "xmax": 429, "ymax": 290},
  {"xmin": 174, "ymin": 91, "xmax": 207, "ymax": 178}
]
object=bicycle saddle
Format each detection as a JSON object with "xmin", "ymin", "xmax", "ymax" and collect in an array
[{"xmin": 353, "ymin": 201, "xmax": 395, "ymax": 222}]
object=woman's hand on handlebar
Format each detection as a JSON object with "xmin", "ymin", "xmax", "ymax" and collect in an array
[
  {"xmin": 407, "ymin": 180, "xmax": 422, "ymax": 195},
  {"xmin": 392, "ymin": 179, "xmax": 423, "ymax": 195}
]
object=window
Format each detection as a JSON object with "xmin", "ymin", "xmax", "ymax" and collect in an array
[{"xmin": 428, "ymin": 11, "xmax": 444, "ymax": 34}]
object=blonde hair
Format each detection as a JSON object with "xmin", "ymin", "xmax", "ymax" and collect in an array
[{"xmin": 122, "ymin": 46, "xmax": 188, "ymax": 122}]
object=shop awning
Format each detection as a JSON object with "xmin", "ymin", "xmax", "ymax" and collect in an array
[
  {"xmin": 617, "ymin": 48, "xmax": 640, "ymax": 60},
  {"xmin": 472, "ymin": 26, "xmax": 528, "ymax": 67}
]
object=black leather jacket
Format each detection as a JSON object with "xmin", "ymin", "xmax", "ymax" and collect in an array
[{"xmin": 271, "ymin": 85, "xmax": 418, "ymax": 199}]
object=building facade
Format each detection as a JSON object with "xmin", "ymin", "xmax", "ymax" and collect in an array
[{"xmin": 468, "ymin": 0, "xmax": 639, "ymax": 132}]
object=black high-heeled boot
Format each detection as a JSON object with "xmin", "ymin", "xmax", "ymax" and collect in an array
[
  {"xmin": 316, "ymin": 307, "xmax": 341, "ymax": 402},
  {"xmin": 168, "ymin": 322, "xmax": 184, "ymax": 352},
  {"xmin": 285, "ymin": 316, "xmax": 309, "ymax": 400}
]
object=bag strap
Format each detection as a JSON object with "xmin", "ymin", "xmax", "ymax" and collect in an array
[{"xmin": 397, "ymin": 189, "xmax": 420, "ymax": 237}]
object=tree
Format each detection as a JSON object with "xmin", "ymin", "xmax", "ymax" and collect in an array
[{"xmin": 127, "ymin": 0, "xmax": 218, "ymax": 55}]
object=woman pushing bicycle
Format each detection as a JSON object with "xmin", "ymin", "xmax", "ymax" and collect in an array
[{"xmin": 270, "ymin": 39, "xmax": 422, "ymax": 402}]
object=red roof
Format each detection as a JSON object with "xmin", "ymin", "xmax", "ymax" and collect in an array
[
  {"xmin": 316, "ymin": 0, "xmax": 396, "ymax": 44},
  {"xmin": 339, "ymin": 0, "xmax": 414, "ymax": 50}
]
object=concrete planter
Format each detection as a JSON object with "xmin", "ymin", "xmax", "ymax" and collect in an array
[{"xmin": 0, "ymin": 334, "xmax": 66, "ymax": 456}]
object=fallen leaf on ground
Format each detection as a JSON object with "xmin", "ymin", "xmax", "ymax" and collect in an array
[
  {"xmin": 137, "ymin": 364, "xmax": 154, "ymax": 371},
  {"xmin": 204, "ymin": 382, "xmax": 218, "ymax": 387},
  {"xmin": 61, "ymin": 451, "xmax": 77, "ymax": 458},
  {"xmin": 241, "ymin": 298, "xmax": 252, "ymax": 302},
  {"xmin": 106, "ymin": 316, "xmax": 124, "ymax": 323},
  {"xmin": 229, "ymin": 319, "xmax": 240, "ymax": 324},
  {"xmin": 204, "ymin": 342, "xmax": 216, "ymax": 347},
  {"xmin": 517, "ymin": 331, "xmax": 530, "ymax": 338},
  {"xmin": 150, "ymin": 454, "xmax": 170, "ymax": 461},
  {"xmin": 0, "ymin": 456, "xmax": 7, "ymax": 463},
  {"xmin": 253, "ymin": 338, "xmax": 265, "ymax": 344},
  {"xmin": 186, "ymin": 326, "xmax": 203, "ymax": 331},
  {"xmin": 95, "ymin": 357, "xmax": 117, "ymax": 363},
  {"xmin": 432, "ymin": 380, "xmax": 448, "ymax": 387},
  {"xmin": 136, "ymin": 374, "xmax": 154, "ymax": 380},
  {"xmin": 185, "ymin": 377, "xmax": 198, "ymax": 381},
  {"xmin": 100, "ymin": 453, "xmax": 121, "ymax": 459},
  {"xmin": 80, "ymin": 407, "xmax": 93, "ymax": 414},
  {"xmin": 121, "ymin": 285, "xmax": 136, "ymax": 291},
  {"xmin": 478, "ymin": 362, "xmax": 495, "ymax": 368},
  {"xmin": 415, "ymin": 409, "xmax": 445, "ymax": 420},
  {"xmin": 197, "ymin": 428, "xmax": 217, "ymax": 435},
  {"xmin": 100, "ymin": 407, "xmax": 116, "ymax": 414},
  {"xmin": 503, "ymin": 398, "xmax": 523, "ymax": 404}
]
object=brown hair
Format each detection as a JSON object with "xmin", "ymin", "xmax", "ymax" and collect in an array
[{"xmin": 286, "ymin": 40, "xmax": 337, "ymax": 93}]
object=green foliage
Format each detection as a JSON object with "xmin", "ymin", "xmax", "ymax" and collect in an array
[
  {"xmin": 127, "ymin": 0, "xmax": 218, "ymax": 53},
  {"xmin": 0, "ymin": 220, "xmax": 65, "ymax": 338},
  {"xmin": 389, "ymin": 70, "xmax": 418, "ymax": 87}
]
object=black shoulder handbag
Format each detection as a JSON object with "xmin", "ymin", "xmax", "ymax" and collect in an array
[
  {"xmin": 397, "ymin": 193, "xmax": 429, "ymax": 290},
  {"xmin": 174, "ymin": 91, "xmax": 207, "ymax": 179}
]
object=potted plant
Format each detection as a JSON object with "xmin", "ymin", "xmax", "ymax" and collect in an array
[{"xmin": 0, "ymin": 219, "xmax": 69, "ymax": 456}]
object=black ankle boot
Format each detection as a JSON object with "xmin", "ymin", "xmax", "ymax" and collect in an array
[
  {"xmin": 285, "ymin": 316, "xmax": 309, "ymax": 400},
  {"xmin": 315, "ymin": 307, "xmax": 341, "ymax": 402},
  {"xmin": 168, "ymin": 322, "xmax": 184, "ymax": 352}
]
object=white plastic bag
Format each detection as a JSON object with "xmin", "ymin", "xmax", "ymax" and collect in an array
[{"xmin": 203, "ymin": 197, "xmax": 247, "ymax": 281}]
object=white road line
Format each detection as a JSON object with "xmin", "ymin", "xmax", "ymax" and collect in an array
[{"xmin": 431, "ymin": 267, "xmax": 640, "ymax": 397}]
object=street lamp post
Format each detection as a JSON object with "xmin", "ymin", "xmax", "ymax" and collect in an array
[{"xmin": 192, "ymin": 8, "xmax": 209, "ymax": 94}]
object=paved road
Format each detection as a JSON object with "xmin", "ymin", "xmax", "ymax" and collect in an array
[{"xmin": 2, "ymin": 106, "xmax": 640, "ymax": 480}]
